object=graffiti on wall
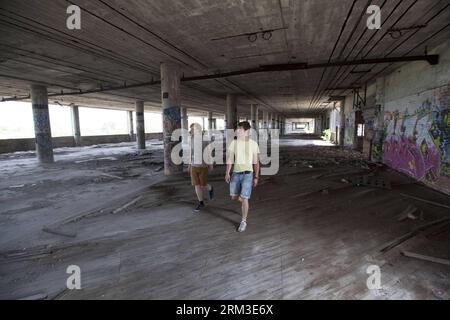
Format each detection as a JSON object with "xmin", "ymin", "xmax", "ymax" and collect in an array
[{"xmin": 383, "ymin": 86, "xmax": 449, "ymax": 183}]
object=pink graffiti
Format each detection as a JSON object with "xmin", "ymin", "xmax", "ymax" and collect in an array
[{"xmin": 384, "ymin": 135, "xmax": 441, "ymax": 181}]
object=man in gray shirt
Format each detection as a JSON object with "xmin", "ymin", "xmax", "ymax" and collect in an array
[{"xmin": 189, "ymin": 123, "xmax": 214, "ymax": 212}]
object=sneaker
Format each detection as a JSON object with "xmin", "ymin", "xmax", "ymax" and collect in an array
[
  {"xmin": 194, "ymin": 202, "xmax": 205, "ymax": 212},
  {"xmin": 209, "ymin": 186, "xmax": 214, "ymax": 200},
  {"xmin": 238, "ymin": 221, "xmax": 247, "ymax": 232}
]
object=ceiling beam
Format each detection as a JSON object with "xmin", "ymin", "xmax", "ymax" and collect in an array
[{"xmin": 1, "ymin": 55, "xmax": 438, "ymax": 102}]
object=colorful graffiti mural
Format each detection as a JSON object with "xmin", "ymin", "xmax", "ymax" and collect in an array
[{"xmin": 383, "ymin": 86, "xmax": 449, "ymax": 186}]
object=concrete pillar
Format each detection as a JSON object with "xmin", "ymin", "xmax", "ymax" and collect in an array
[
  {"xmin": 161, "ymin": 62, "xmax": 183, "ymax": 175},
  {"xmin": 280, "ymin": 116, "xmax": 284, "ymax": 136},
  {"xmin": 250, "ymin": 104, "xmax": 256, "ymax": 130},
  {"xmin": 31, "ymin": 85, "xmax": 54, "ymax": 163},
  {"xmin": 339, "ymin": 100, "xmax": 346, "ymax": 147},
  {"xmin": 254, "ymin": 106, "xmax": 259, "ymax": 131},
  {"xmin": 135, "ymin": 100, "xmax": 146, "ymax": 150},
  {"xmin": 127, "ymin": 110, "xmax": 134, "ymax": 142},
  {"xmin": 180, "ymin": 107, "xmax": 189, "ymax": 144},
  {"xmin": 208, "ymin": 112, "xmax": 213, "ymax": 130},
  {"xmin": 180, "ymin": 107, "xmax": 188, "ymax": 131},
  {"xmin": 373, "ymin": 77, "xmax": 385, "ymax": 161},
  {"xmin": 226, "ymin": 94, "xmax": 237, "ymax": 130},
  {"xmin": 263, "ymin": 110, "xmax": 268, "ymax": 129},
  {"xmin": 70, "ymin": 105, "xmax": 81, "ymax": 146}
]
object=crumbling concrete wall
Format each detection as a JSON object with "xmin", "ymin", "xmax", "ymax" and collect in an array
[
  {"xmin": 377, "ymin": 41, "xmax": 450, "ymax": 194},
  {"xmin": 0, "ymin": 133, "xmax": 163, "ymax": 154}
]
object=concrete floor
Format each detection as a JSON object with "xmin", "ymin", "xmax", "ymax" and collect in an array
[{"xmin": 0, "ymin": 136, "xmax": 449, "ymax": 300}]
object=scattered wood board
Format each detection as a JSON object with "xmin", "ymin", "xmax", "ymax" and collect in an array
[
  {"xmin": 379, "ymin": 217, "xmax": 450, "ymax": 253},
  {"xmin": 401, "ymin": 251, "xmax": 450, "ymax": 266},
  {"xmin": 400, "ymin": 193, "xmax": 450, "ymax": 210}
]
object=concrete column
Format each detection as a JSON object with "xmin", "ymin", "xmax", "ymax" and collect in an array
[
  {"xmin": 70, "ymin": 105, "xmax": 81, "ymax": 146},
  {"xmin": 250, "ymin": 104, "xmax": 256, "ymax": 130},
  {"xmin": 226, "ymin": 94, "xmax": 237, "ymax": 130},
  {"xmin": 339, "ymin": 99, "xmax": 346, "ymax": 147},
  {"xmin": 263, "ymin": 110, "xmax": 268, "ymax": 129},
  {"xmin": 280, "ymin": 116, "xmax": 284, "ymax": 136},
  {"xmin": 31, "ymin": 85, "xmax": 54, "ymax": 163},
  {"xmin": 180, "ymin": 107, "xmax": 188, "ymax": 144},
  {"xmin": 135, "ymin": 100, "xmax": 145, "ymax": 150},
  {"xmin": 254, "ymin": 106, "xmax": 259, "ymax": 131},
  {"xmin": 161, "ymin": 62, "xmax": 183, "ymax": 175},
  {"xmin": 180, "ymin": 107, "xmax": 188, "ymax": 131},
  {"xmin": 373, "ymin": 77, "xmax": 385, "ymax": 161},
  {"xmin": 208, "ymin": 112, "xmax": 213, "ymax": 130},
  {"xmin": 127, "ymin": 110, "xmax": 134, "ymax": 142}
]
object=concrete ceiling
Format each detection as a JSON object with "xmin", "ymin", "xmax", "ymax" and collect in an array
[{"xmin": 0, "ymin": 0, "xmax": 449, "ymax": 116}]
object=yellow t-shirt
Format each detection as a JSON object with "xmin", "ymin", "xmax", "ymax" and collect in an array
[{"xmin": 228, "ymin": 139, "xmax": 260, "ymax": 172}]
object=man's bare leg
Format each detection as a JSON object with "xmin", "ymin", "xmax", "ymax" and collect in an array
[
  {"xmin": 239, "ymin": 197, "xmax": 249, "ymax": 222},
  {"xmin": 195, "ymin": 185, "xmax": 204, "ymax": 202}
]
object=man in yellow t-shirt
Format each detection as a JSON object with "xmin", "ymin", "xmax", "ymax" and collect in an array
[{"xmin": 225, "ymin": 121, "xmax": 260, "ymax": 232}]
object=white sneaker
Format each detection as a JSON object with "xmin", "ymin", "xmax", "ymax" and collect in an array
[{"xmin": 238, "ymin": 221, "xmax": 247, "ymax": 232}]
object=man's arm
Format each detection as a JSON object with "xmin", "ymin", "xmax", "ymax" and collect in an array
[
  {"xmin": 225, "ymin": 151, "xmax": 234, "ymax": 184},
  {"xmin": 204, "ymin": 143, "xmax": 214, "ymax": 171},
  {"xmin": 253, "ymin": 153, "xmax": 260, "ymax": 187}
]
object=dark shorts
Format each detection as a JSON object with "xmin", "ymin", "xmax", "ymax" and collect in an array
[{"xmin": 190, "ymin": 166, "xmax": 208, "ymax": 186}]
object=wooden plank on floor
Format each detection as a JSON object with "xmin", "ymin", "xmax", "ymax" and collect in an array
[{"xmin": 401, "ymin": 251, "xmax": 450, "ymax": 266}]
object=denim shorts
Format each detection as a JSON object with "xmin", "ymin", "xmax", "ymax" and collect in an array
[{"xmin": 230, "ymin": 172, "xmax": 253, "ymax": 199}]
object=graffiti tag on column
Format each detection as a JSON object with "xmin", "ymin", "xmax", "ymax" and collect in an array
[{"xmin": 163, "ymin": 106, "xmax": 181, "ymax": 139}]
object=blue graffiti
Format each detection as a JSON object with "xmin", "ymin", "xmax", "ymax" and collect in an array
[{"xmin": 163, "ymin": 106, "xmax": 181, "ymax": 122}]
